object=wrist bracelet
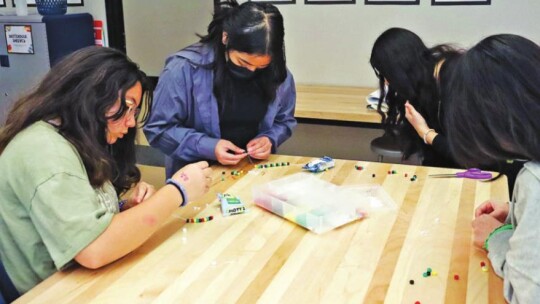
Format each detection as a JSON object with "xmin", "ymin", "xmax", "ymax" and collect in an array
[
  {"xmin": 483, "ymin": 224, "xmax": 513, "ymax": 251},
  {"xmin": 423, "ymin": 129, "xmax": 436, "ymax": 145},
  {"xmin": 166, "ymin": 178, "xmax": 188, "ymax": 207}
]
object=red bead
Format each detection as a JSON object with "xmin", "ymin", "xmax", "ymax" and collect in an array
[
  {"xmin": 415, "ymin": 301, "xmax": 421, "ymax": 304},
  {"xmin": 405, "ymin": 173, "xmax": 408, "ymax": 177},
  {"xmin": 454, "ymin": 274, "xmax": 459, "ymax": 280},
  {"xmin": 480, "ymin": 261, "xmax": 486, "ymax": 267}
]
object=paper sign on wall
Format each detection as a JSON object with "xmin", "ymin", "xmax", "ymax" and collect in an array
[{"xmin": 4, "ymin": 25, "xmax": 34, "ymax": 54}]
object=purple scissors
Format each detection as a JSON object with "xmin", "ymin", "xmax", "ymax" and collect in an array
[{"xmin": 429, "ymin": 168, "xmax": 492, "ymax": 180}]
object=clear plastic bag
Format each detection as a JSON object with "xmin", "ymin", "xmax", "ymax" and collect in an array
[{"xmin": 253, "ymin": 173, "xmax": 396, "ymax": 234}]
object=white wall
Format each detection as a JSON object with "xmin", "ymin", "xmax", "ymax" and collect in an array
[
  {"xmin": 123, "ymin": 0, "xmax": 214, "ymax": 77},
  {"xmin": 6, "ymin": 1, "xmax": 537, "ymax": 87},
  {"xmin": 119, "ymin": 0, "xmax": 540, "ymax": 87},
  {"xmin": 277, "ymin": 0, "xmax": 540, "ymax": 87}
]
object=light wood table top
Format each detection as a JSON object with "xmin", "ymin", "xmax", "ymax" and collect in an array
[
  {"xmin": 295, "ymin": 85, "xmax": 382, "ymax": 123},
  {"xmin": 17, "ymin": 155, "xmax": 508, "ymax": 303}
]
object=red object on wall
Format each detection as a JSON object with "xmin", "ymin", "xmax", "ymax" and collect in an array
[{"xmin": 94, "ymin": 20, "xmax": 104, "ymax": 46}]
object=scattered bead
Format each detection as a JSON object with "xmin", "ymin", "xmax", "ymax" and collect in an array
[
  {"xmin": 422, "ymin": 272, "xmax": 428, "ymax": 278},
  {"xmin": 415, "ymin": 301, "xmax": 421, "ymax": 304},
  {"xmin": 427, "ymin": 267, "xmax": 432, "ymax": 272},
  {"xmin": 482, "ymin": 266, "xmax": 489, "ymax": 272},
  {"xmin": 480, "ymin": 261, "xmax": 486, "ymax": 267},
  {"xmin": 432, "ymin": 271, "xmax": 438, "ymax": 276},
  {"xmin": 409, "ymin": 279, "xmax": 415, "ymax": 285},
  {"xmin": 372, "ymin": 174, "xmax": 376, "ymax": 178},
  {"xmin": 392, "ymin": 170, "xmax": 396, "ymax": 174},
  {"xmin": 388, "ymin": 170, "xmax": 391, "ymax": 174},
  {"xmin": 405, "ymin": 173, "xmax": 408, "ymax": 177},
  {"xmin": 454, "ymin": 274, "xmax": 460, "ymax": 280}
]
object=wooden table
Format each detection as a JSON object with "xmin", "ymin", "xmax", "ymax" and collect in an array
[
  {"xmin": 16, "ymin": 155, "xmax": 508, "ymax": 303},
  {"xmin": 295, "ymin": 85, "xmax": 381, "ymax": 124}
]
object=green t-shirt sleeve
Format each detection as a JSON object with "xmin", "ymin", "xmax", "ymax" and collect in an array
[{"xmin": 29, "ymin": 172, "xmax": 114, "ymax": 270}]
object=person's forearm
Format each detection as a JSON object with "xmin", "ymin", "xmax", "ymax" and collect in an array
[{"xmin": 75, "ymin": 185, "xmax": 182, "ymax": 268}]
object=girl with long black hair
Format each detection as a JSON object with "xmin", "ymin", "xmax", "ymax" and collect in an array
[
  {"xmin": 370, "ymin": 27, "xmax": 461, "ymax": 168},
  {"xmin": 144, "ymin": 0, "xmax": 296, "ymax": 178},
  {"xmin": 370, "ymin": 28, "xmax": 524, "ymax": 194},
  {"xmin": 444, "ymin": 34, "xmax": 540, "ymax": 302}
]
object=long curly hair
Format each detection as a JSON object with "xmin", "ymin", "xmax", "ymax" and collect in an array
[{"xmin": 0, "ymin": 46, "xmax": 153, "ymax": 194}]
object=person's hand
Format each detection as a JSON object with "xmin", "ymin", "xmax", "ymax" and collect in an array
[
  {"xmin": 247, "ymin": 136, "xmax": 272, "ymax": 160},
  {"xmin": 215, "ymin": 139, "xmax": 247, "ymax": 165},
  {"xmin": 472, "ymin": 215, "xmax": 504, "ymax": 249},
  {"xmin": 404, "ymin": 101, "xmax": 433, "ymax": 140},
  {"xmin": 171, "ymin": 161, "xmax": 212, "ymax": 203},
  {"xmin": 126, "ymin": 182, "xmax": 155, "ymax": 208},
  {"xmin": 475, "ymin": 200, "xmax": 509, "ymax": 222}
]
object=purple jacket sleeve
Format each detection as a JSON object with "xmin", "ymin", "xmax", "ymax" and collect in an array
[{"xmin": 143, "ymin": 58, "xmax": 218, "ymax": 162}]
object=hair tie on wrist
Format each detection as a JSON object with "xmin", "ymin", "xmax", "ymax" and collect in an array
[
  {"xmin": 118, "ymin": 199, "xmax": 127, "ymax": 211},
  {"xmin": 423, "ymin": 129, "xmax": 436, "ymax": 145},
  {"xmin": 166, "ymin": 178, "xmax": 188, "ymax": 207}
]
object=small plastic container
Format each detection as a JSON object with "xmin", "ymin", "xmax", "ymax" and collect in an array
[
  {"xmin": 36, "ymin": 0, "xmax": 67, "ymax": 16},
  {"xmin": 253, "ymin": 173, "xmax": 396, "ymax": 234}
]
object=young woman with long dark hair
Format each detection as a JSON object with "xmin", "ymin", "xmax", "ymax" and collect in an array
[
  {"xmin": 370, "ymin": 28, "xmax": 524, "ymax": 194},
  {"xmin": 0, "ymin": 47, "xmax": 212, "ymax": 294},
  {"xmin": 370, "ymin": 27, "xmax": 461, "ymax": 168},
  {"xmin": 144, "ymin": 0, "xmax": 296, "ymax": 178},
  {"xmin": 444, "ymin": 34, "xmax": 540, "ymax": 302}
]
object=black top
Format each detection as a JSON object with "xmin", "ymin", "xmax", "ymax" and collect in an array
[
  {"xmin": 219, "ymin": 78, "xmax": 268, "ymax": 149},
  {"xmin": 423, "ymin": 134, "xmax": 458, "ymax": 168}
]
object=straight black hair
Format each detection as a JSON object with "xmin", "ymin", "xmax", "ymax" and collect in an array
[
  {"xmin": 444, "ymin": 34, "xmax": 540, "ymax": 167},
  {"xmin": 0, "ymin": 46, "xmax": 153, "ymax": 194},
  {"xmin": 370, "ymin": 28, "xmax": 460, "ymax": 159},
  {"xmin": 198, "ymin": 0, "xmax": 287, "ymax": 110}
]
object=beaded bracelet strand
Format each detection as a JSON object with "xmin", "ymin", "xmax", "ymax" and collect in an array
[
  {"xmin": 255, "ymin": 162, "xmax": 291, "ymax": 169},
  {"xmin": 185, "ymin": 215, "xmax": 214, "ymax": 223}
]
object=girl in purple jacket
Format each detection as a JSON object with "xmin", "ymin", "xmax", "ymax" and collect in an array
[{"xmin": 145, "ymin": 0, "xmax": 296, "ymax": 178}]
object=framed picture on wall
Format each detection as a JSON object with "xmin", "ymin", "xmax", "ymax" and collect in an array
[
  {"xmin": 365, "ymin": 0, "xmax": 419, "ymax": 4},
  {"xmin": 305, "ymin": 0, "xmax": 355, "ymax": 4},
  {"xmin": 432, "ymin": 0, "xmax": 490, "ymax": 5},
  {"xmin": 12, "ymin": 0, "xmax": 84, "ymax": 7},
  {"xmin": 248, "ymin": 0, "xmax": 296, "ymax": 4}
]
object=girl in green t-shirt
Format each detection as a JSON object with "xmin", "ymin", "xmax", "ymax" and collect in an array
[{"xmin": 0, "ymin": 46, "xmax": 212, "ymax": 294}]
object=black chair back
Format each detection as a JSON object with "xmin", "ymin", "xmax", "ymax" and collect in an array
[{"xmin": 0, "ymin": 259, "xmax": 19, "ymax": 303}]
